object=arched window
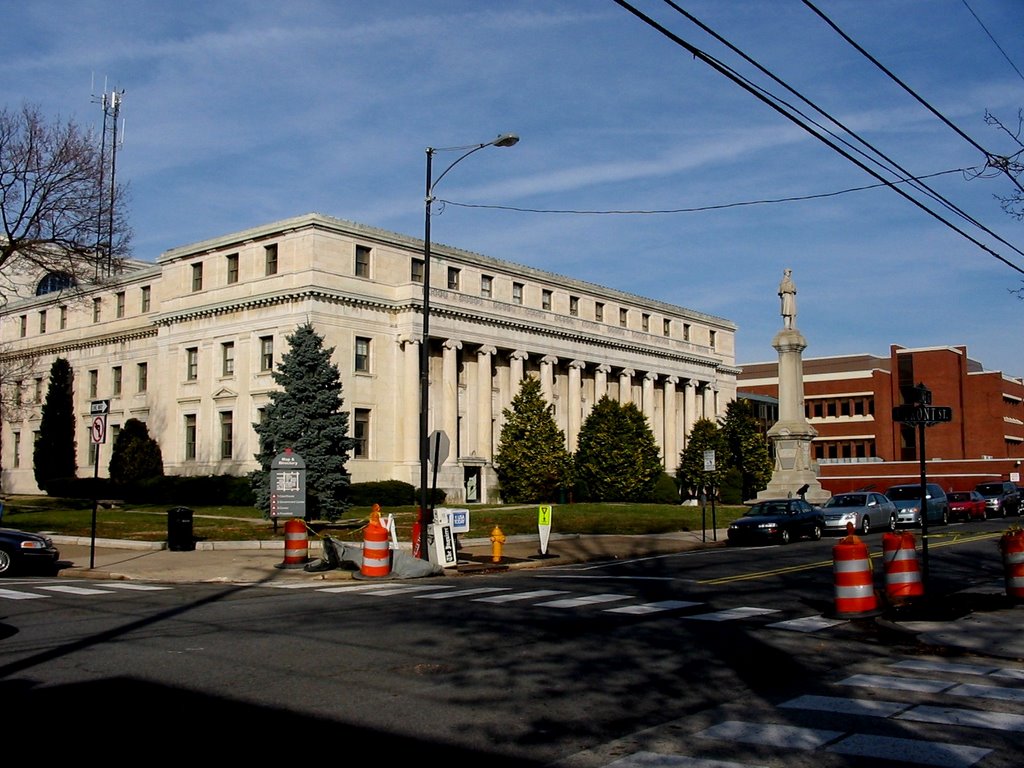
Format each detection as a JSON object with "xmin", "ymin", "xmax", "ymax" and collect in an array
[{"xmin": 36, "ymin": 272, "xmax": 77, "ymax": 295}]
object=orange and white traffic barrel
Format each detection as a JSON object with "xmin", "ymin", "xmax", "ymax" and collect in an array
[
  {"xmin": 832, "ymin": 528, "xmax": 878, "ymax": 618},
  {"xmin": 999, "ymin": 529, "xmax": 1024, "ymax": 601},
  {"xmin": 882, "ymin": 531, "xmax": 924, "ymax": 602},
  {"xmin": 359, "ymin": 507, "xmax": 392, "ymax": 579},
  {"xmin": 278, "ymin": 518, "xmax": 309, "ymax": 569}
]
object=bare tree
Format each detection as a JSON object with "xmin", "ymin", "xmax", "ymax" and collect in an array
[
  {"xmin": 0, "ymin": 344, "xmax": 40, "ymax": 493},
  {"xmin": 0, "ymin": 103, "xmax": 132, "ymax": 306},
  {"xmin": 984, "ymin": 109, "xmax": 1024, "ymax": 221}
]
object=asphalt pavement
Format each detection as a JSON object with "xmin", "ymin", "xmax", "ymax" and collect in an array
[{"xmin": 47, "ymin": 528, "xmax": 1024, "ymax": 662}]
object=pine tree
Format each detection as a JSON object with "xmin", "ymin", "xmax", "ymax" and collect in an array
[
  {"xmin": 676, "ymin": 417, "xmax": 730, "ymax": 501},
  {"xmin": 34, "ymin": 357, "xmax": 77, "ymax": 492},
  {"xmin": 720, "ymin": 399, "xmax": 773, "ymax": 501},
  {"xmin": 250, "ymin": 323, "xmax": 353, "ymax": 521},
  {"xmin": 574, "ymin": 396, "xmax": 663, "ymax": 502},
  {"xmin": 108, "ymin": 418, "xmax": 164, "ymax": 487},
  {"xmin": 493, "ymin": 376, "xmax": 572, "ymax": 503}
]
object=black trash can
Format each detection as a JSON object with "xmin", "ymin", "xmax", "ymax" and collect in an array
[{"xmin": 167, "ymin": 506, "xmax": 195, "ymax": 551}]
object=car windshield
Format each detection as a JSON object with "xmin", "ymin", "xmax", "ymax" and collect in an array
[
  {"xmin": 976, "ymin": 483, "xmax": 1002, "ymax": 496},
  {"xmin": 887, "ymin": 486, "xmax": 927, "ymax": 501},
  {"xmin": 825, "ymin": 495, "xmax": 866, "ymax": 508},
  {"xmin": 747, "ymin": 503, "xmax": 787, "ymax": 517},
  {"xmin": 948, "ymin": 492, "xmax": 970, "ymax": 501}
]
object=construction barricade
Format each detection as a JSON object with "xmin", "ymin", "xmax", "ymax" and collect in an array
[
  {"xmin": 358, "ymin": 505, "xmax": 392, "ymax": 579},
  {"xmin": 832, "ymin": 528, "xmax": 879, "ymax": 618},
  {"xmin": 999, "ymin": 528, "xmax": 1024, "ymax": 601},
  {"xmin": 277, "ymin": 518, "xmax": 309, "ymax": 569},
  {"xmin": 881, "ymin": 530, "xmax": 924, "ymax": 603}
]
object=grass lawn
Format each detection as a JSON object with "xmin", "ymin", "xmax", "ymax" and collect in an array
[{"xmin": 0, "ymin": 495, "xmax": 746, "ymax": 544}]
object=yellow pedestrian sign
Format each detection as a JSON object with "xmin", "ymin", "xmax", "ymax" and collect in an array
[{"xmin": 538, "ymin": 504, "xmax": 552, "ymax": 555}]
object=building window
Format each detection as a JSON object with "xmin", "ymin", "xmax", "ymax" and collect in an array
[
  {"xmin": 19, "ymin": 315, "xmax": 26, "ymax": 337},
  {"xmin": 13, "ymin": 380, "xmax": 22, "ymax": 407},
  {"xmin": 220, "ymin": 411, "xmax": 233, "ymax": 459},
  {"xmin": 38, "ymin": 310, "xmax": 47, "ymax": 334},
  {"xmin": 512, "ymin": 282, "xmax": 523, "ymax": 305},
  {"xmin": 569, "ymin": 296, "xmax": 579, "ymax": 317},
  {"xmin": 221, "ymin": 342, "xmax": 235, "ymax": 376},
  {"xmin": 260, "ymin": 336, "xmax": 274, "ymax": 371},
  {"xmin": 595, "ymin": 302, "xmax": 604, "ymax": 321},
  {"xmin": 683, "ymin": 323, "xmax": 691, "ymax": 341},
  {"xmin": 355, "ymin": 245, "xmax": 371, "ymax": 277},
  {"xmin": 88, "ymin": 440, "xmax": 97, "ymax": 466},
  {"xmin": 709, "ymin": 329, "xmax": 717, "ymax": 349},
  {"xmin": 663, "ymin": 318, "xmax": 671, "ymax": 336},
  {"xmin": 480, "ymin": 275, "xmax": 493, "ymax": 298},
  {"xmin": 355, "ymin": 337, "xmax": 370, "ymax": 372},
  {"xmin": 93, "ymin": 298, "xmax": 101, "ymax": 322},
  {"xmin": 226, "ymin": 253, "xmax": 239, "ymax": 284},
  {"xmin": 137, "ymin": 362, "xmax": 148, "ymax": 393},
  {"xmin": 447, "ymin": 267, "xmax": 460, "ymax": 291},
  {"xmin": 140, "ymin": 286, "xmax": 151, "ymax": 313},
  {"xmin": 642, "ymin": 313, "xmax": 650, "ymax": 332},
  {"xmin": 186, "ymin": 347, "xmax": 198, "ymax": 381},
  {"xmin": 12, "ymin": 432, "xmax": 19, "ymax": 468},
  {"xmin": 265, "ymin": 243, "xmax": 278, "ymax": 275},
  {"xmin": 88, "ymin": 370, "xmax": 98, "ymax": 398},
  {"xmin": 116, "ymin": 291, "xmax": 125, "ymax": 318},
  {"xmin": 411, "ymin": 258, "xmax": 424, "ymax": 284},
  {"xmin": 619, "ymin": 308, "xmax": 628, "ymax": 327},
  {"xmin": 191, "ymin": 262, "xmax": 203, "ymax": 291},
  {"xmin": 33, "ymin": 377, "xmax": 43, "ymax": 403},
  {"xmin": 184, "ymin": 414, "xmax": 197, "ymax": 461},
  {"xmin": 110, "ymin": 423, "xmax": 121, "ymax": 447},
  {"xmin": 353, "ymin": 408, "xmax": 370, "ymax": 458},
  {"xmin": 59, "ymin": 305, "xmax": 67, "ymax": 329},
  {"xmin": 112, "ymin": 366, "xmax": 122, "ymax": 396},
  {"xmin": 542, "ymin": 289, "xmax": 552, "ymax": 310}
]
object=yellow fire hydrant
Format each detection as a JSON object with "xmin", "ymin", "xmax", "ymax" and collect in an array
[{"xmin": 490, "ymin": 525, "xmax": 506, "ymax": 563}]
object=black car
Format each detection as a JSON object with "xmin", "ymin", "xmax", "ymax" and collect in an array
[
  {"xmin": 974, "ymin": 481, "xmax": 1021, "ymax": 518},
  {"xmin": 727, "ymin": 498, "xmax": 825, "ymax": 545},
  {"xmin": 0, "ymin": 528, "xmax": 61, "ymax": 576}
]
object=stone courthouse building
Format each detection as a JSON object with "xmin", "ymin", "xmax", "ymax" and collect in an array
[{"xmin": 1, "ymin": 213, "xmax": 738, "ymax": 502}]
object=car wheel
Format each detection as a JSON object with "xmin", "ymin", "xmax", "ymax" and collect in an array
[
  {"xmin": 780, "ymin": 529, "xmax": 791, "ymax": 545},
  {"xmin": 860, "ymin": 517, "xmax": 870, "ymax": 536},
  {"xmin": 941, "ymin": 509, "xmax": 949, "ymax": 525},
  {"xmin": 888, "ymin": 515, "xmax": 897, "ymax": 532},
  {"xmin": 0, "ymin": 548, "xmax": 12, "ymax": 575},
  {"xmin": 811, "ymin": 524, "xmax": 822, "ymax": 541}
]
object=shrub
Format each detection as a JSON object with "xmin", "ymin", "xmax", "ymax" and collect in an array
[{"xmin": 649, "ymin": 472, "xmax": 681, "ymax": 504}]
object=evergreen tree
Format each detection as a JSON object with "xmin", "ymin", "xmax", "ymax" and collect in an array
[
  {"xmin": 108, "ymin": 418, "xmax": 164, "ymax": 487},
  {"xmin": 250, "ymin": 323, "xmax": 353, "ymax": 521},
  {"xmin": 720, "ymin": 399, "xmax": 773, "ymax": 501},
  {"xmin": 677, "ymin": 417, "xmax": 729, "ymax": 501},
  {"xmin": 574, "ymin": 396, "xmax": 662, "ymax": 502},
  {"xmin": 493, "ymin": 376, "xmax": 572, "ymax": 502},
  {"xmin": 34, "ymin": 357, "xmax": 77, "ymax": 492}
]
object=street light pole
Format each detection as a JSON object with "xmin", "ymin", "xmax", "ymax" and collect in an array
[{"xmin": 418, "ymin": 133, "xmax": 519, "ymax": 560}]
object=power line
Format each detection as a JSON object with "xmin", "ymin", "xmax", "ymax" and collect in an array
[{"xmin": 960, "ymin": 0, "xmax": 1024, "ymax": 83}]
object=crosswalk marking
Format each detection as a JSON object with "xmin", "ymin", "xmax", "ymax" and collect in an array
[
  {"xmin": 536, "ymin": 593, "xmax": 632, "ymax": 608},
  {"xmin": 780, "ymin": 694, "xmax": 909, "ymax": 718},
  {"xmin": 696, "ymin": 720, "xmax": 842, "ymax": 750},
  {"xmin": 102, "ymin": 583, "xmax": 172, "ymax": 591},
  {"xmin": 603, "ymin": 753, "xmax": 765, "ymax": 767},
  {"xmin": 39, "ymin": 585, "xmax": 114, "ymax": 595},
  {"xmin": 840, "ymin": 673, "xmax": 954, "ymax": 693},
  {"xmin": 948, "ymin": 682, "xmax": 1024, "ymax": 703},
  {"xmin": 767, "ymin": 615, "xmax": 846, "ymax": 632},
  {"xmin": 414, "ymin": 587, "xmax": 511, "ymax": 600},
  {"xmin": 605, "ymin": 600, "xmax": 702, "ymax": 615},
  {"xmin": 685, "ymin": 607, "xmax": 778, "ymax": 622},
  {"xmin": 343, "ymin": 584, "xmax": 452, "ymax": 597},
  {"xmin": 472, "ymin": 590, "xmax": 569, "ymax": 603},
  {"xmin": 896, "ymin": 703, "xmax": 1024, "ymax": 732},
  {"xmin": 0, "ymin": 588, "xmax": 48, "ymax": 600},
  {"xmin": 892, "ymin": 659, "xmax": 1002, "ymax": 677},
  {"xmin": 827, "ymin": 733, "xmax": 992, "ymax": 767}
]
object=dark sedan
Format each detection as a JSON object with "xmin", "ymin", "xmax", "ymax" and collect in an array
[
  {"xmin": 727, "ymin": 498, "xmax": 825, "ymax": 545},
  {"xmin": 0, "ymin": 528, "xmax": 61, "ymax": 576}
]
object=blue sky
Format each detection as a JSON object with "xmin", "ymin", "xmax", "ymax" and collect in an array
[{"xmin": 3, "ymin": 1, "xmax": 1023, "ymax": 375}]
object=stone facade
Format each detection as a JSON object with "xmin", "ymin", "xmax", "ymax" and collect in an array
[{"xmin": 1, "ymin": 213, "xmax": 738, "ymax": 502}]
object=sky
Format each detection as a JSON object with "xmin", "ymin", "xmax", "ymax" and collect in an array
[{"xmin": 3, "ymin": 0, "xmax": 1024, "ymax": 376}]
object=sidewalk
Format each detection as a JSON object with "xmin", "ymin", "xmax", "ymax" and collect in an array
[{"xmin": 49, "ymin": 530, "xmax": 1024, "ymax": 661}]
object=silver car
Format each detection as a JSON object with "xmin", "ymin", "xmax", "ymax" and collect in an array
[{"xmin": 821, "ymin": 492, "xmax": 897, "ymax": 535}]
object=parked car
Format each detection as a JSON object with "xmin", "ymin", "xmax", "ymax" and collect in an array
[
  {"xmin": 947, "ymin": 490, "xmax": 988, "ymax": 522},
  {"xmin": 974, "ymin": 481, "xmax": 1021, "ymax": 519},
  {"xmin": 885, "ymin": 483, "xmax": 950, "ymax": 527},
  {"xmin": 821, "ymin": 492, "xmax": 897, "ymax": 535},
  {"xmin": 727, "ymin": 498, "xmax": 824, "ymax": 545},
  {"xmin": 0, "ymin": 528, "xmax": 61, "ymax": 576}
]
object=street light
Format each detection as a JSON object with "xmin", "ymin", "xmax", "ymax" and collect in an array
[{"xmin": 419, "ymin": 133, "xmax": 519, "ymax": 559}]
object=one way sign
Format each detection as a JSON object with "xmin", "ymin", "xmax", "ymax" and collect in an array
[{"xmin": 90, "ymin": 400, "xmax": 110, "ymax": 415}]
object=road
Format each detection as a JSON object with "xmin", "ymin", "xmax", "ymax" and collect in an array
[{"xmin": 0, "ymin": 521, "xmax": 1020, "ymax": 767}]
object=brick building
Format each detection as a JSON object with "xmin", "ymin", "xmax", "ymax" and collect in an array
[{"xmin": 738, "ymin": 345, "xmax": 1024, "ymax": 494}]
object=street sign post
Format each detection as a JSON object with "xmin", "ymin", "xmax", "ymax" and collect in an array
[
  {"xmin": 90, "ymin": 399, "xmax": 110, "ymax": 415},
  {"xmin": 891, "ymin": 404, "xmax": 953, "ymax": 425}
]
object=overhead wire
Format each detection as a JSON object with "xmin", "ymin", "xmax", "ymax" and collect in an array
[{"xmin": 609, "ymin": 0, "xmax": 1024, "ymax": 276}]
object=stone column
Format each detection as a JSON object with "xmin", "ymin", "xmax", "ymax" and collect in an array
[
  {"xmin": 642, "ymin": 372, "xmax": 657, "ymax": 425},
  {"xmin": 476, "ymin": 346, "xmax": 495, "ymax": 460},
  {"xmin": 540, "ymin": 355, "xmax": 557, "ymax": 404},
  {"xmin": 509, "ymin": 350, "xmax": 528, "ymax": 390},
  {"xmin": 703, "ymin": 382, "xmax": 716, "ymax": 421},
  {"xmin": 595, "ymin": 363, "xmax": 610, "ymax": 402},
  {"xmin": 683, "ymin": 379, "xmax": 698, "ymax": 443},
  {"xmin": 663, "ymin": 376, "xmax": 678, "ymax": 469},
  {"xmin": 442, "ymin": 339, "xmax": 462, "ymax": 463},
  {"xmin": 568, "ymin": 360, "xmax": 585, "ymax": 450},
  {"xmin": 619, "ymin": 368, "xmax": 634, "ymax": 405},
  {"xmin": 400, "ymin": 336, "xmax": 420, "ymax": 463}
]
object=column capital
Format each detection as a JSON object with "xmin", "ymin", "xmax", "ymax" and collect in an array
[
  {"xmin": 644, "ymin": 371, "xmax": 658, "ymax": 382},
  {"xmin": 596, "ymin": 363, "xmax": 612, "ymax": 374},
  {"xmin": 541, "ymin": 354, "xmax": 558, "ymax": 366},
  {"xmin": 569, "ymin": 359, "xmax": 586, "ymax": 370},
  {"xmin": 620, "ymin": 368, "xmax": 635, "ymax": 378},
  {"xmin": 443, "ymin": 339, "xmax": 462, "ymax": 351},
  {"xmin": 397, "ymin": 335, "xmax": 420, "ymax": 347},
  {"xmin": 510, "ymin": 349, "xmax": 529, "ymax": 361},
  {"xmin": 477, "ymin": 345, "xmax": 497, "ymax": 357},
  {"xmin": 665, "ymin": 375, "xmax": 679, "ymax": 386}
]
